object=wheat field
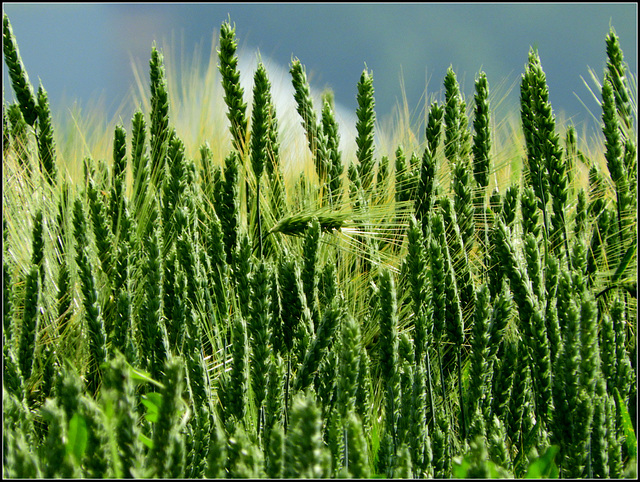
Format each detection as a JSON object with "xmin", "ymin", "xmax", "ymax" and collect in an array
[{"xmin": 3, "ymin": 13, "xmax": 637, "ymax": 478}]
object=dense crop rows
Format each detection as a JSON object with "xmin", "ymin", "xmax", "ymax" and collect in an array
[{"xmin": 3, "ymin": 14, "xmax": 637, "ymax": 478}]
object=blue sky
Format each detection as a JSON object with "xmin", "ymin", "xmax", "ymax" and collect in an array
[{"xmin": 2, "ymin": 3, "xmax": 637, "ymax": 136}]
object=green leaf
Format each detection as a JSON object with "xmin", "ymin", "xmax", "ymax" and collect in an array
[
  {"xmin": 130, "ymin": 366, "xmax": 164, "ymax": 388},
  {"xmin": 615, "ymin": 387, "xmax": 637, "ymax": 459},
  {"xmin": 524, "ymin": 445, "xmax": 559, "ymax": 478},
  {"xmin": 141, "ymin": 392, "xmax": 163, "ymax": 423},
  {"xmin": 66, "ymin": 412, "xmax": 88, "ymax": 463},
  {"xmin": 452, "ymin": 455, "xmax": 472, "ymax": 478},
  {"xmin": 139, "ymin": 432, "xmax": 154, "ymax": 449}
]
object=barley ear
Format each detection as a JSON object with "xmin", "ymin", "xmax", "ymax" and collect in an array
[
  {"xmin": 251, "ymin": 62, "xmax": 269, "ymax": 183},
  {"xmin": 40, "ymin": 399, "xmax": 80, "ymax": 477},
  {"xmin": 248, "ymin": 258, "xmax": 272, "ymax": 418},
  {"xmin": 520, "ymin": 49, "xmax": 550, "ymax": 242},
  {"xmin": 131, "ymin": 110, "xmax": 150, "ymax": 222},
  {"xmin": 407, "ymin": 216, "xmax": 426, "ymax": 362},
  {"xmin": 35, "ymin": 83, "xmax": 57, "ymax": 185},
  {"xmin": 284, "ymin": 391, "xmax": 331, "ymax": 478},
  {"xmin": 6, "ymin": 103, "xmax": 30, "ymax": 168},
  {"xmin": 355, "ymin": 67, "xmax": 376, "ymax": 193},
  {"xmin": 590, "ymin": 379, "xmax": 610, "ymax": 478},
  {"xmin": 444, "ymin": 67, "xmax": 462, "ymax": 164},
  {"xmin": 228, "ymin": 311, "xmax": 248, "ymax": 422},
  {"xmin": 162, "ymin": 133, "xmax": 188, "ymax": 248},
  {"xmin": 467, "ymin": 283, "xmax": 491, "ymax": 436},
  {"xmin": 336, "ymin": 311, "xmax": 360, "ymax": 420},
  {"xmin": 149, "ymin": 45, "xmax": 170, "ymax": 181},
  {"xmin": 573, "ymin": 290, "xmax": 599, "ymax": 477},
  {"xmin": 321, "ymin": 96, "xmax": 344, "ymax": 207},
  {"xmin": 354, "ymin": 346, "xmax": 373, "ymax": 435},
  {"xmin": 250, "ymin": 62, "xmax": 271, "ymax": 254},
  {"xmin": 605, "ymin": 27, "xmax": 633, "ymax": 130},
  {"xmin": 102, "ymin": 355, "xmax": 142, "ymax": 478},
  {"xmin": 233, "ymin": 232, "xmax": 253, "ymax": 319},
  {"xmin": 290, "ymin": 58, "xmax": 327, "ymax": 182},
  {"xmin": 378, "ymin": 268, "xmax": 400, "ymax": 448},
  {"xmin": 611, "ymin": 297, "xmax": 634, "ymax": 404},
  {"xmin": 220, "ymin": 151, "xmax": 240, "ymax": 265},
  {"xmin": 520, "ymin": 185, "xmax": 541, "ymax": 239},
  {"xmin": 2, "ymin": 14, "xmax": 37, "ymax": 126},
  {"xmin": 605, "ymin": 392, "xmax": 623, "ymax": 477},
  {"xmin": 19, "ymin": 265, "xmax": 39, "ymax": 385},
  {"xmin": 416, "ymin": 102, "xmax": 443, "ymax": 229},
  {"xmin": 602, "ymin": 78, "xmax": 634, "ymax": 269},
  {"xmin": 140, "ymin": 203, "xmax": 166, "ymax": 380},
  {"xmin": 301, "ymin": 217, "xmax": 320, "ymax": 325},
  {"xmin": 3, "ymin": 329, "xmax": 24, "ymax": 401},
  {"xmin": 472, "ymin": 71, "xmax": 491, "ymax": 259},
  {"xmin": 294, "ymin": 296, "xmax": 342, "ymax": 393},
  {"xmin": 452, "ymin": 152, "xmax": 475, "ymax": 253},
  {"xmin": 472, "ymin": 72, "xmax": 491, "ymax": 190},
  {"xmin": 205, "ymin": 412, "xmax": 228, "ymax": 478},
  {"xmin": 573, "ymin": 188, "xmax": 587, "ymax": 239},
  {"xmin": 265, "ymin": 422, "xmax": 284, "ymax": 478},
  {"xmin": 344, "ymin": 412, "xmax": 371, "ymax": 478},
  {"xmin": 110, "ymin": 124, "xmax": 127, "ymax": 236},
  {"xmin": 148, "ymin": 357, "xmax": 185, "ymax": 478},
  {"xmin": 87, "ymin": 176, "xmax": 114, "ymax": 283},
  {"xmin": 218, "ymin": 19, "xmax": 248, "ymax": 156},
  {"xmin": 501, "ymin": 183, "xmax": 518, "ymax": 228},
  {"xmin": 73, "ymin": 198, "xmax": 108, "ymax": 397}
]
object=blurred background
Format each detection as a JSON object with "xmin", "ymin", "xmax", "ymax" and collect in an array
[{"xmin": 2, "ymin": 3, "xmax": 637, "ymax": 138}]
